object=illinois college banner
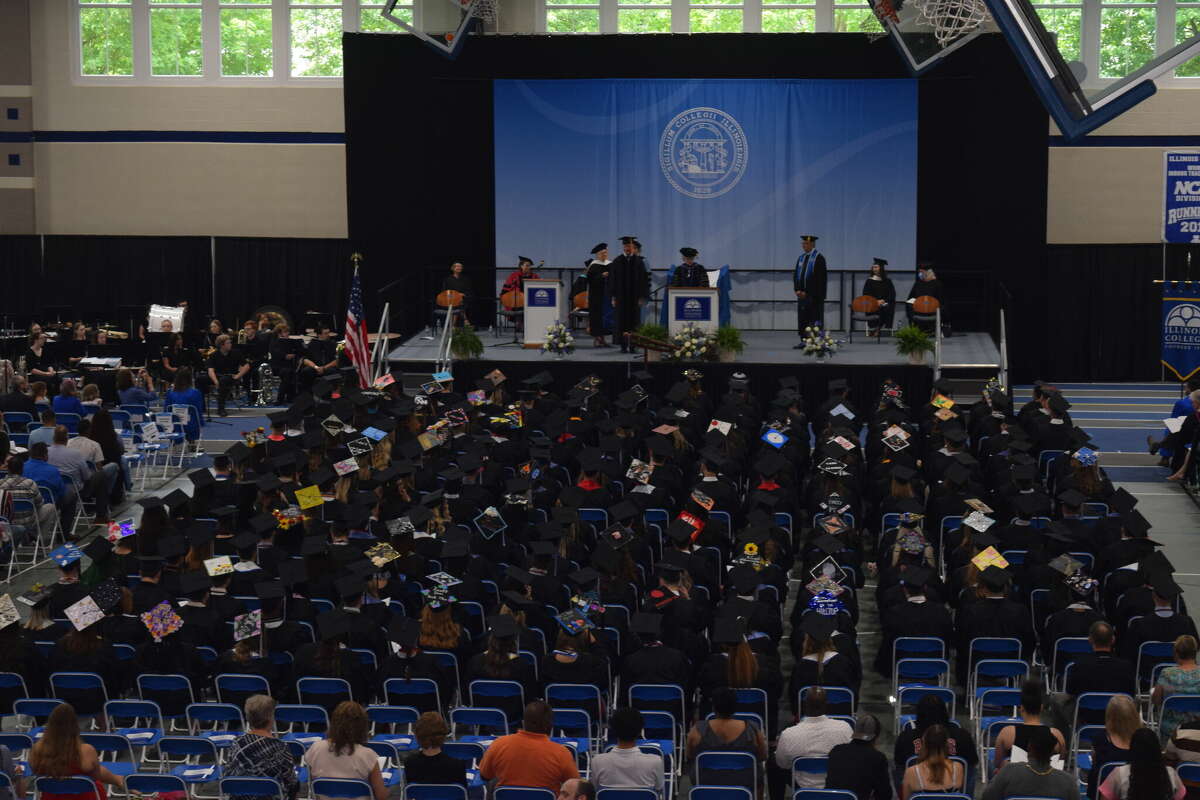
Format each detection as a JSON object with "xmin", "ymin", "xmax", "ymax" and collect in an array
[{"xmin": 1162, "ymin": 281, "xmax": 1200, "ymax": 380}]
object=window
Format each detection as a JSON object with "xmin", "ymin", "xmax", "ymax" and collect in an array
[
  {"xmin": 150, "ymin": 0, "xmax": 204, "ymax": 76},
  {"xmin": 80, "ymin": 0, "xmax": 134, "ymax": 76},
  {"xmin": 290, "ymin": 0, "xmax": 343, "ymax": 76},
  {"xmin": 220, "ymin": 0, "xmax": 273, "ymax": 76}
]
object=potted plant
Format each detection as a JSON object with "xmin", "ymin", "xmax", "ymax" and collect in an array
[
  {"xmin": 450, "ymin": 324, "xmax": 484, "ymax": 360},
  {"xmin": 715, "ymin": 326, "xmax": 745, "ymax": 362},
  {"xmin": 894, "ymin": 324, "xmax": 934, "ymax": 365},
  {"xmin": 634, "ymin": 322, "xmax": 669, "ymax": 361}
]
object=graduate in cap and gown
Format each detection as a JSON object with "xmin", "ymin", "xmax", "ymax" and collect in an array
[
  {"xmin": 861, "ymin": 258, "xmax": 896, "ymax": 335},
  {"xmin": 608, "ymin": 236, "xmax": 650, "ymax": 353},
  {"xmin": 793, "ymin": 235, "xmax": 827, "ymax": 343},
  {"xmin": 584, "ymin": 243, "xmax": 613, "ymax": 348}
]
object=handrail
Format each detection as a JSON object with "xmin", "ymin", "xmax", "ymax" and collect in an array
[
  {"xmin": 934, "ymin": 307, "xmax": 943, "ymax": 379},
  {"xmin": 435, "ymin": 302, "xmax": 456, "ymax": 374},
  {"xmin": 999, "ymin": 307, "xmax": 1009, "ymax": 389}
]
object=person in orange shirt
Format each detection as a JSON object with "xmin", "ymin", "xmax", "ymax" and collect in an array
[{"xmin": 478, "ymin": 701, "xmax": 579, "ymax": 792}]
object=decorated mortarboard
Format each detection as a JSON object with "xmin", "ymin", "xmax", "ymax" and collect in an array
[
  {"xmin": 141, "ymin": 601, "xmax": 184, "ymax": 642},
  {"xmin": 970, "ymin": 546, "xmax": 1009, "ymax": 571},
  {"xmin": 17, "ymin": 583, "xmax": 52, "ymax": 608},
  {"xmin": 64, "ymin": 595, "xmax": 105, "ymax": 631},
  {"xmin": 0, "ymin": 594, "xmax": 18, "ymax": 630},
  {"xmin": 898, "ymin": 527, "xmax": 927, "ymax": 554},
  {"xmin": 363, "ymin": 542, "xmax": 400, "ymax": 568},
  {"xmin": 600, "ymin": 521, "xmax": 634, "ymax": 551},
  {"xmin": 965, "ymin": 498, "xmax": 994, "ymax": 514},
  {"xmin": 818, "ymin": 514, "xmax": 850, "ymax": 537},
  {"xmin": 899, "ymin": 511, "xmax": 925, "ymax": 528},
  {"xmin": 808, "ymin": 555, "xmax": 848, "ymax": 588},
  {"xmin": 817, "ymin": 457, "xmax": 850, "ymax": 477},
  {"xmin": 83, "ymin": 537, "xmax": 113, "ymax": 563},
  {"xmin": 963, "ymin": 510, "xmax": 995, "ymax": 533},
  {"xmin": 1048, "ymin": 554, "xmax": 1083, "ymax": 576},
  {"xmin": 978, "ymin": 564, "xmax": 1010, "ymax": 591},
  {"xmin": 630, "ymin": 612, "xmax": 663, "ymax": 637},
  {"xmin": 1057, "ymin": 488, "xmax": 1087, "ymax": 509},
  {"xmin": 761, "ymin": 429, "xmax": 789, "ymax": 449},
  {"xmin": 90, "ymin": 578, "xmax": 122, "ymax": 612},
  {"xmin": 1065, "ymin": 572, "xmax": 1098, "ymax": 596},
  {"xmin": 51, "ymin": 544, "xmax": 84, "ymax": 568},
  {"xmin": 473, "ymin": 506, "xmax": 507, "ymax": 539},
  {"xmin": 801, "ymin": 611, "xmax": 837, "ymax": 641},
  {"xmin": 204, "ymin": 555, "xmax": 234, "ymax": 576},
  {"xmin": 555, "ymin": 608, "xmax": 595, "ymax": 636}
]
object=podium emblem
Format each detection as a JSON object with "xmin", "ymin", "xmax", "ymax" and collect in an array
[{"xmin": 660, "ymin": 107, "xmax": 748, "ymax": 200}]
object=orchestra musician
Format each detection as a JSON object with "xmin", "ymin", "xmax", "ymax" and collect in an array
[
  {"xmin": 299, "ymin": 323, "xmax": 338, "ymax": 391},
  {"xmin": 267, "ymin": 321, "xmax": 301, "ymax": 403},
  {"xmin": 206, "ymin": 334, "xmax": 250, "ymax": 417},
  {"xmin": 160, "ymin": 332, "xmax": 197, "ymax": 386},
  {"xmin": 203, "ymin": 319, "xmax": 228, "ymax": 350},
  {"xmin": 24, "ymin": 332, "xmax": 58, "ymax": 392}
]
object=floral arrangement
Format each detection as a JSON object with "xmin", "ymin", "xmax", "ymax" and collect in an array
[
  {"xmin": 273, "ymin": 505, "xmax": 304, "ymax": 530},
  {"xmin": 242, "ymin": 426, "xmax": 266, "ymax": 447},
  {"xmin": 668, "ymin": 323, "xmax": 716, "ymax": 361},
  {"xmin": 800, "ymin": 325, "xmax": 838, "ymax": 357},
  {"xmin": 542, "ymin": 321, "xmax": 575, "ymax": 356}
]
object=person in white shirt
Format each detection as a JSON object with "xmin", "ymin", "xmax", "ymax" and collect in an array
[
  {"xmin": 67, "ymin": 418, "xmax": 105, "ymax": 465},
  {"xmin": 775, "ymin": 687, "xmax": 853, "ymax": 788},
  {"xmin": 47, "ymin": 424, "xmax": 119, "ymax": 523},
  {"xmin": 590, "ymin": 708, "xmax": 665, "ymax": 798}
]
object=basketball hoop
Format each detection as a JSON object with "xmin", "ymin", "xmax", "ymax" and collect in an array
[
  {"xmin": 913, "ymin": 0, "xmax": 989, "ymax": 46},
  {"xmin": 471, "ymin": 0, "xmax": 497, "ymax": 23}
]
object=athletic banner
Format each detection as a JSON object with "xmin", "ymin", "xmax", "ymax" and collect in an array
[
  {"xmin": 1161, "ymin": 281, "xmax": 1200, "ymax": 380},
  {"xmin": 1165, "ymin": 151, "xmax": 1200, "ymax": 244}
]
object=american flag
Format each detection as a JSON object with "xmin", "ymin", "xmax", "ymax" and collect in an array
[{"xmin": 344, "ymin": 264, "xmax": 371, "ymax": 388}]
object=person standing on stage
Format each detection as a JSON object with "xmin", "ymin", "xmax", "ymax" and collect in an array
[
  {"xmin": 672, "ymin": 247, "xmax": 710, "ymax": 288},
  {"xmin": 610, "ymin": 236, "xmax": 650, "ymax": 354},
  {"xmin": 585, "ymin": 244, "xmax": 612, "ymax": 348},
  {"xmin": 501, "ymin": 257, "xmax": 539, "ymax": 295},
  {"xmin": 793, "ymin": 235, "xmax": 827, "ymax": 348},
  {"xmin": 862, "ymin": 258, "xmax": 896, "ymax": 337}
]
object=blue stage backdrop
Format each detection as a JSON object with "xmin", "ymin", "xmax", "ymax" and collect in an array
[{"xmin": 493, "ymin": 78, "xmax": 917, "ymax": 273}]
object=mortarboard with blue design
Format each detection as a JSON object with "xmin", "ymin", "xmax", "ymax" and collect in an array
[{"xmin": 51, "ymin": 544, "xmax": 84, "ymax": 568}]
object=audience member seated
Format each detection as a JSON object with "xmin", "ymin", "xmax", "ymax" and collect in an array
[
  {"xmin": 1098, "ymin": 728, "xmax": 1185, "ymax": 800},
  {"xmin": 901, "ymin": 724, "xmax": 966, "ymax": 800},
  {"xmin": 0, "ymin": 375, "xmax": 37, "ymax": 416},
  {"xmin": 49, "ymin": 424, "xmax": 119, "ymax": 524},
  {"xmin": 116, "ymin": 367, "xmax": 158, "ymax": 406},
  {"xmin": 1087, "ymin": 694, "xmax": 1141, "ymax": 799},
  {"xmin": 52, "ymin": 378, "xmax": 86, "ymax": 417},
  {"xmin": 30, "ymin": 380, "xmax": 50, "ymax": 411},
  {"xmin": 590, "ymin": 707, "xmax": 665, "ymax": 797},
  {"xmin": 28, "ymin": 409, "xmax": 57, "ymax": 449},
  {"xmin": 23, "ymin": 441, "xmax": 74, "ymax": 531},
  {"xmin": 29, "ymin": 703, "xmax": 126, "ymax": 798},
  {"xmin": 226, "ymin": 695, "xmax": 300, "ymax": 800},
  {"xmin": 893, "ymin": 695, "xmax": 979, "ymax": 787},
  {"xmin": 0, "ymin": 444, "xmax": 59, "ymax": 542},
  {"xmin": 302, "ymin": 701, "xmax": 387, "ymax": 800},
  {"xmin": 164, "ymin": 367, "xmax": 204, "ymax": 442},
  {"xmin": 1154, "ymin": 635, "xmax": 1200, "ymax": 740},
  {"xmin": 827, "ymin": 714, "xmax": 894, "ymax": 800},
  {"xmin": 776, "ymin": 686, "xmax": 851, "ymax": 789},
  {"xmin": 983, "ymin": 726, "xmax": 1079, "ymax": 800},
  {"xmin": 993, "ymin": 680, "xmax": 1068, "ymax": 770},
  {"xmin": 478, "ymin": 701, "xmax": 580, "ymax": 792},
  {"xmin": 402, "ymin": 712, "xmax": 468, "ymax": 787},
  {"xmin": 79, "ymin": 384, "xmax": 102, "ymax": 417}
]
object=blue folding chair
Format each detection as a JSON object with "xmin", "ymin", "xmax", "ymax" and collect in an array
[
  {"xmin": 597, "ymin": 790, "xmax": 658, "ymax": 800},
  {"xmin": 1051, "ymin": 638, "xmax": 1093, "ymax": 692},
  {"xmin": 157, "ymin": 736, "xmax": 223, "ymax": 796},
  {"xmin": 696, "ymin": 751, "xmax": 757, "ymax": 794},
  {"xmin": 275, "ymin": 704, "xmax": 329, "ymax": 747},
  {"xmin": 441, "ymin": 741, "xmax": 485, "ymax": 765},
  {"xmin": 896, "ymin": 686, "xmax": 955, "ymax": 735},
  {"xmin": 312, "ymin": 778, "xmax": 374, "ymax": 799},
  {"xmin": 55, "ymin": 413, "xmax": 82, "ymax": 434},
  {"xmin": 797, "ymin": 685, "xmax": 856, "ymax": 717},
  {"xmin": 449, "ymin": 706, "xmax": 509, "ymax": 735},
  {"xmin": 493, "ymin": 789, "xmax": 556, "ymax": 800},
  {"xmin": 366, "ymin": 705, "xmax": 419, "ymax": 745},
  {"xmin": 403, "ymin": 786, "xmax": 468, "ymax": 800},
  {"xmin": 790, "ymin": 758, "xmax": 829, "ymax": 791},
  {"xmin": 104, "ymin": 700, "xmax": 165, "ymax": 757},
  {"xmin": 970, "ymin": 659, "xmax": 1029, "ymax": 717},
  {"xmin": 126, "ymin": 774, "xmax": 189, "ymax": 798},
  {"xmin": 0, "ymin": 672, "xmax": 29, "ymax": 719},
  {"xmin": 364, "ymin": 741, "xmax": 405, "ymax": 787},
  {"xmin": 691, "ymin": 789, "xmax": 751, "ymax": 800},
  {"xmin": 893, "ymin": 658, "xmax": 951, "ymax": 704},
  {"xmin": 468, "ymin": 679, "xmax": 525, "ymax": 724},
  {"xmin": 48, "ymin": 672, "xmax": 108, "ymax": 719},
  {"xmin": 383, "ymin": 678, "xmax": 441, "ymax": 715},
  {"xmin": 546, "ymin": 683, "xmax": 604, "ymax": 728},
  {"xmin": 1137, "ymin": 641, "xmax": 1177, "ymax": 697},
  {"xmin": 136, "ymin": 674, "xmax": 195, "ymax": 724},
  {"xmin": 80, "ymin": 732, "xmax": 137, "ymax": 779},
  {"xmin": 215, "ymin": 674, "xmax": 272, "ymax": 708},
  {"xmin": 793, "ymin": 791, "xmax": 858, "ymax": 800},
  {"xmin": 34, "ymin": 777, "xmax": 98, "ymax": 800},
  {"xmin": 219, "ymin": 777, "xmax": 286, "ymax": 800},
  {"xmin": 1160, "ymin": 694, "xmax": 1200, "ymax": 738},
  {"xmin": 297, "ymin": 677, "xmax": 353, "ymax": 711},
  {"xmin": 1178, "ymin": 763, "xmax": 1200, "ymax": 783},
  {"xmin": 186, "ymin": 703, "xmax": 244, "ymax": 749}
]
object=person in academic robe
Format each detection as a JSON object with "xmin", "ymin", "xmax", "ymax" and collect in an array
[
  {"xmin": 906, "ymin": 265, "xmax": 944, "ymax": 332},
  {"xmin": 861, "ymin": 258, "xmax": 896, "ymax": 336},
  {"xmin": 584, "ymin": 243, "xmax": 612, "ymax": 348},
  {"xmin": 438, "ymin": 261, "xmax": 472, "ymax": 328},
  {"xmin": 793, "ymin": 235, "xmax": 827, "ymax": 346},
  {"xmin": 609, "ymin": 236, "xmax": 650, "ymax": 353},
  {"xmin": 672, "ymin": 247, "xmax": 710, "ymax": 288},
  {"xmin": 873, "ymin": 566, "xmax": 954, "ymax": 677},
  {"xmin": 953, "ymin": 565, "xmax": 1034, "ymax": 683},
  {"xmin": 500, "ymin": 257, "xmax": 538, "ymax": 295}
]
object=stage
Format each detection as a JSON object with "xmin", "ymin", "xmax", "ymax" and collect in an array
[{"xmin": 388, "ymin": 330, "xmax": 1002, "ymax": 411}]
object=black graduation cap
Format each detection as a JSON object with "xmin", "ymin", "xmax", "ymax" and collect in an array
[
  {"xmin": 630, "ymin": 612, "xmax": 662, "ymax": 637},
  {"xmin": 892, "ymin": 464, "xmax": 917, "ymax": 482},
  {"xmin": 1150, "ymin": 567, "xmax": 1183, "ymax": 599},
  {"xmin": 458, "ymin": 452, "xmax": 483, "ymax": 472},
  {"xmin": 522, "ymin": 371, "xmax": 554, "ymax": 388},
  {"xmin": 900, "ymin": 565, "xmax": 933, "ymax": 588},
  {"xmin": 664, "ymin": 383, "xmax": 688, "ymax": 404},
  {"xmin": 529, "ymin": 540, "xmax": 556, "ymax": 557},
  {"xmin": 646, "ymin": 436, "xmax": 674, "ymax": 458},
  {"xmin": 654, "ymin": 555, "xmax": 685, "ymax": 579},
  {"xmin": 278, "ymin": 559, "xmax": 308, "ymax": 587},
  {"xmin": 568, "ymin": 567, "xmax": 600, "ymax": 590},
  {"xmin": 979, "ymin": 565, "xmax": 1010, "ymax": 591},
  {"xmin": 505, "ymin": 565, "xmax": 534, "ymax": 586},
  {"xmin": 1121, "ymin": 509, "xmax": 1152, "ymax": 538},
  {"xmin": 755, "ymin": 451, "xmax": 786, "ymax": 477},
  {"xmin": 944, "ymin": 462, "xmax": 970, "ymax": 486},
  {"xmin": 1110, "ymin": 487, "xmax": 1138, "ymax": 514},
  {"xmin": 1058, "ymin": 488, "xmax": 1087, "ymax": 509},
  {"xmin": 812, "ymin": 534, "xmax": 844, "ymax": 556},
  {"xmin": 1011, "ymin": 464, "xmax": 1037, "ymax": 482},
  {"xmin": 163, "ymin": 489, "xmax": 191, "ymax": 512},
  {"xmin": 256, "ymin": 474, "xmax": 283, "ymax": 493},
  {"xmin": 941, "ymin": 426, "xmax": 967, "ymax": 445},
  {"xmin": 300, "ymin": 535, "xmax": 327, "ymax": 557},
  {"xmin": 537, "ymin": 521, "xmax": 564, "ymax": 542},
  {"xmin": 255, "ymin": 581, "xmax": 284, "ymax": 601},
  {"xmin": 388, "ymin": 618, "xmax": 421, "ymax": 649},
  {"xmin": 318, "ymin": 610, "xmax": 352, "ymax": 641},
  {"xmin": 421, "ymin": 489, "xmax": 444, "ymax": 507},
  {"xmin": 1011, "ymin": 493, "xmax": 1042, "ymax": 518},
  {"xmin": 488, "ymin": 615, "xmax": 519, "ymax": 638},
  {"xmin": 232, "ymin": 531, "xmax": 258, "ymax": 551},
  {"xmin": 188, "ymin": 469, "xmax": 216, "ymax": 489},
  {"xmin": 82, "ymin": 537, "xmax": 112, "ymax": 563},
  {"xmin": 441, "ymin": 539, "xmax": 469, "ymax": 559},
  {"xmin": 1009, "ymin": 438, "xmax": 1034, "ymax": 454},
  {"xmin": 501, "ymin": 590, "xmax": 539, "ymax": 612},
  {"xmin": 700, "ymin": 448, "xmax": 727, "ymax": 469},
  {"xmin": 666, "ymin": 518, "xmax": 696, "ymax": 545},
  {"xmin": 1044, "ymin": 522, "xmax": 1076, "ymax": 545},
  {"xmin": 225, "ymin": 442, "xmax": 252, "ymax": 465},
  {"xmin": 407, "ymin": 504, "xmax": 434, "ymax": 527},
  {"xmin": 972, "ymin": 530, "xmax": 1000, "ymax": 550},
  {"xmin": 179, "ymin": 571, "xmax": 213, "ymax": 595},
  {"xmin": 249, "ymin": 513, "xmax": 278, "ymax": 536},
  {"xmin": 801, "ymin": 612, "xmax": 837, "ymax": 641},
  {"xmin": 186, "ymin": 521, "xmax": 215, "ymax": 547},
  {"xmin": 302, "ymin": 430, "xmax": 324, "ymax": 450},
  {"xmin": 680, "ymin": 247, "xmax": 699, "ymax": 258},
  {"xmin": 1047, "ymin": 392, "xmax": 1071, "ymax": 413},
  {"xmin": 712, "ymin": 616, "xmax": 747, "ymax": 645},
  {"xmin": 727, "ymin": 565, "xmax": 759, "ymax": 596},
  {"xmin": 335, "ymin": 574, "xmax": 365, "ymax": 599},
  {"xmin": 137, "ymin": 495, "xmax": 166, "ymax": 510},
  {"xmin": 158, "ymin": 535, "xmax": 187, "ymax": 559}
]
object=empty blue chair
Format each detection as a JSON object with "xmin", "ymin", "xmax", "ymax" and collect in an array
[
  {"xmin": 312, "ymin": 779, "xmax": 374, "ymax": 799},
  {"xmin": 0, "ymin": 672, "xmax": 29, "ymax": 718},
  {"xmin": 215, "ymin": 674, "xmax": 272, "ymax": 708},
  {"xmin": 364, "ymin": 740, "xmax": 405, "ymax": 786},
  {"xmin": 441, "ymin": 741, "xmax": 485, "ymax": 765},
  {"xmin": 136, "ymin": 674, "xmax": 195, "ymax": 721},
  {"xmin": 275, "ymin": 704, "xmax": 329, "ymax": 747},
  {"xmin": 49, "ymin": 672, "xmax": 108, "ymax": 717},
  {"xmin": 126, "ymin": 774, "xmax": 189, "ymax": 797},
  {"xmin": 34, "ymin": 777, "xmax": 98, "ymax": 799},
  {"xmin": 297, "ymin": 677, "xmax": 353, "ymax": 712},
  {"xmin": 1137, "ymin": 641, "xmax": 1177, "ymax": 695},
  {"xmin": 794, "ymin": 791, "xmax": 858, "ymax": 800},
  {"xmin": 696, "ymin": 751, "xmax": 757, "ymax": 794},
  {"xmin": 691, "ymin": 790, "xmax": 751, "ymax": 800},
  {"xmin": 186, "ymin": 703, "xmax": 244, "ymax": 748},
  {"xmin": 449, "ymin": 706, "xmax": 508, "ymax": 735},
  {"xmin": 493, "ymin": 789, "xmax": 556, "ymax": 800},
  {"xmin": 546, "ymin": 683, "xmax": 604, "ymax": 728},
  {"xmin": 219, "ymin": 776, "xmax": 286, "ymax": 800},
  {"xmin": 80, "ymin": 733, "xmax": 137, "ymax": 778},
  {"xmin": 1051, "ymin": 638, "xmax": 1093, "ymax": 691},
  {"xmin": 403, "ymin": 785, "xmax": 468, "ymax": 800},
  {"xmin": 383, "ymin": 678, "xmax": 441, "ymax": 715},
  {"xmin": 366, "ymin": 705, "xmax": 419, "ymax": 746},
  {"xmin": 469, "ymin": 679, "xmax": 525, "ymax": 724},
  {"xmin": 597, "ymin": 790, "xmax": 658, "ymax": 800}
]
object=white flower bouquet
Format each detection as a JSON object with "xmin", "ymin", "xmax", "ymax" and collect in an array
[
  {"xmin": 542, "ymin": 321, "xmax": 575, "ymax": 356},
  {"xmin": 668, "ymin": 323, "xmax": 717, "ymax": 361},
  {"xmin": 801, "ymin": 325, "xmax": 839, "ymax": 357}
]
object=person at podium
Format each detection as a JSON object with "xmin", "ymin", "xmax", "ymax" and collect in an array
[
  {"xmin": 793, "ymin": 234, "xmax": 827, "ymax": 349},
  {"xmin": 672, "ymin": 247, "xmax": 709, "ymax": 288},
  {"xmin": 905, "ymin": 264, "xmax": 944, "ymax": 328},
  {"xmin": 861, "ymin": 258, "xmax": 896, "ymax": 337},
  {"xmin": 501, "ymin": 257, "xmax": 539, "ymax": 294},
  {"xmin": 439, "ymin": 261, "xmax": 472, "ymax": 328}
]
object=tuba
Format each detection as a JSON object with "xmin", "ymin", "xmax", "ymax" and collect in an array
[{"xmin": 257, "ymin": 362, "xmax": 281, "ymax": 406}]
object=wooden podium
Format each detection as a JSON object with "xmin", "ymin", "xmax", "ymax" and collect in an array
[
  {"xmin": 522, "ymin": 279, "xmax": 562, "ymax": 348},
  {"xmin": 667, "ymin": 286, "xmax": 719, "ymax": 336}
]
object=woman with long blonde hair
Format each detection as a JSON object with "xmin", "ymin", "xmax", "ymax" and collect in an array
[
  {"xmin": 30, "ymin": 704, "xmax": 125, "ymax": 799},
  {"xmin": 901, "ymin": 724, "xmax": 963, "ymax": 799}
]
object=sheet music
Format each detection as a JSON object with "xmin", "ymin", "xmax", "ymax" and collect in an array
[
  {"xmin": 706, "ymin": 269, "xmax": 720, "ymax": 289},
  {"xmin": 79, "ymin": 357, "xmax": 122, "ymax": 368}
]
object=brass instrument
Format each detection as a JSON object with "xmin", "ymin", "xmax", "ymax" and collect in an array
[
  {"xmin": 98, "ymin": 329, "xmax": 129, "ymax": 340},
  {"xmin": 256, "ymin": 362, "xmax": 281, "ymax": 406},
  {"xmin": 237, "ymin": 329, "xmax": 248, "ymax": 345},
  {"xmin": 199, "ymin": 347, "xmax": 217, "ymax": 359},
  {"xmin": 252, "ymin": 305, "xmax": 294, "ymax": 334}
]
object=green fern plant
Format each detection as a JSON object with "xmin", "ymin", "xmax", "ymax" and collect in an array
[
  {"xmin": 894, "ymin": 324, "xmax": 934, "ymax": 357},
  {"xmin": 714, "ymin": 326, "xmax": 745, "ymax": 354},
  {"xmin": 450, "ymin": 325, "xmax": 484, "ymax": 360}
]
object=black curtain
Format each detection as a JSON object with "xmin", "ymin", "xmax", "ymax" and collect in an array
[
  {"xmin": 42, "ymin": 236, "xmax": 213, "ymax": 329},
  {"xmin": 0, "ymin": 235, "xmax": 42, "ymax": 321},
  {"xmin": 213, "ymin": 237, "xmax": 353, "ymax": 330}
]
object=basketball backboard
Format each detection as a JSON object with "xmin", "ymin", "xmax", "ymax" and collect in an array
[
  {"xmin": 381, "ymin": 0, "xmax": 481, "ymax": 57},
  {"xmin": 865, "ymin": 0, "xmax": 993, "ymax": 74}
]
